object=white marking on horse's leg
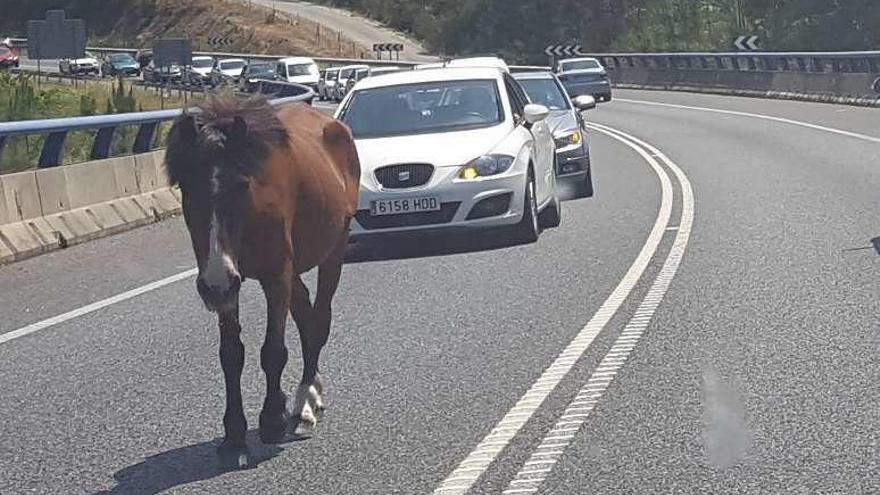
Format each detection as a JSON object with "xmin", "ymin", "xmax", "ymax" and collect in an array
[
  {"xmin": 309, "ymin": 385, "xmax": 324, "ymax": 410},
  {"xmin": 203, "ymin": 214, "xmax": 237, "ymax": 289},
  {"xmin": 293, "ymin": 383, "xmax": 317, "ymax": 425}
]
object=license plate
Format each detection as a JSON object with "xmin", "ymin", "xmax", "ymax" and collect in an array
[{"xmin": 370, "ymin": 197, "xmax": 440, "ymax": 216}]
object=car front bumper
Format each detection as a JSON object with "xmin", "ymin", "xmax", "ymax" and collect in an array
[{"xmin": 350, "ymin": 168, "xmax": 527, "ymax": 239}]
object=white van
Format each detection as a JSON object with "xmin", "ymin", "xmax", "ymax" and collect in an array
[{"xmin": 275, "ymin": 57, "xmax": 320, "ymax": 90}]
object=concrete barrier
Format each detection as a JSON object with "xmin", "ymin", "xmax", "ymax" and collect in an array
[{"xmin": 0, "ymin": 150, "xmax": 181, "ymax": 265}]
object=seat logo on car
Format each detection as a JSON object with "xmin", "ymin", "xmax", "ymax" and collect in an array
[{"xmin": 398, "ymin": 171, "xmax": 411, "ymax": 182}]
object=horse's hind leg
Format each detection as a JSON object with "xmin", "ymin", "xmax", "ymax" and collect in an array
[
  {"xmin": 217, "ymin": 304, "xmax": 250, "ymax": 468},
  {"xmin": 258, "ymin": 271, "xmax": 293, "ymax": 444},
  {"xmin": 289, "ymin": 275, "xmax": 319, "ymax": 432},
  {"xmin": 295, "ymin": 240, "xmax": 345, "ymax": 421}
]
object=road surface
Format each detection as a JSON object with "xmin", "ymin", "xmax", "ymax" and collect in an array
[
  {"xmin": 0, "ymin": 90, "xmax": 878, "ymax": 494},
  {"xmin": 249, "ymin": 0, "xmax": 438, "ymax": 62}
]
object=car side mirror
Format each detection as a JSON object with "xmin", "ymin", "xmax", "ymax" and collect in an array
[
  {"xmin": 523, "ymin": 104, "xmax": 550, "ymax": 125},
  {"xmin": 573, "ymin": 95, "xmax": 597, "ymax": 111}
]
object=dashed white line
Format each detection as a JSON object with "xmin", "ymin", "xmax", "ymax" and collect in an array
[
  {"xmin": 432, "ymin": 123, "xmax": 677, "ymax": 494},
  {"xmin": 500, "ymin": 123, "xmax": 695, "ymax": 494}
]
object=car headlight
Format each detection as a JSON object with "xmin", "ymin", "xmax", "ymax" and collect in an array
[
  {"xmin": 554, "ymin": 131, "xmax": 582, "ymax": 149},
  {"xmin": 458, "ymin": 154, "xmax": 515, "ymax": 180}
]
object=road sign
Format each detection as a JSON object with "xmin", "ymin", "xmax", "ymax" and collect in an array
[
  {"xmin": 373, "ymin": 43, "xmax": 403, "ymax": 52},
  {"xmin": 207, "ymin": 37, "xmax": 234, "ymax": 47},
  {"xmin": 734, "ymin": 35, "xmax": 760, "ymax": 51},
  {"xmin": 26, "ymin": 10, "xmax": 86, "ymax": 60},
  {"xmin": 153, "ymin": 38, "xmax": 192, "ymax": 68},
  {"xmin": 545, "ymin": 45, "xmax": 586, "ymax": 58}
]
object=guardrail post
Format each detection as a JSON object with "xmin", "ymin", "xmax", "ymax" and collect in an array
[
  {"xmin": 91, "ymin": 126, "xmax": 116, "ymax": 160},
  {"xmin": 0, "ymin": 135, "xmax": 6, "ymax": 173},
  {"xmin": 133, "ymin": 123, "xmax": 158, "ymax": 154},
  {"xmin": 39, "ymin": 131, "xmax": 68, "ymax": 167}
]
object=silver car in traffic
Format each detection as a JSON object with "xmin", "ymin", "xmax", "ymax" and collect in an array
[{"xmin": 514, "ymin": 71, "xmax": 597, "ymax": 199}]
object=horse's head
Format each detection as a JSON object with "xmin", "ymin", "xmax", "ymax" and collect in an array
[{"xmin": 166, "ymin": 95, "xmax": 289, "ymax": 312}]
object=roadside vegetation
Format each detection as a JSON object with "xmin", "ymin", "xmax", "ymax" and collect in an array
[
  {"xmin": 0, "ymin": 74, "xmax": 187, "ymax": 173},
  {"xmin": 313, "ymin": 0, "xmax": 880, "ymax": 61}
]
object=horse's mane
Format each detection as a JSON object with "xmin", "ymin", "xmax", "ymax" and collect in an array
[{"xmin": 166, "ymin": 92, "xmax": 290, "ymax": 188}]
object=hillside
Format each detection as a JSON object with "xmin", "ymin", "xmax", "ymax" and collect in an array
[{"xmin": 0, "ymin": 0, "xmax": 371, "ymax": 58}]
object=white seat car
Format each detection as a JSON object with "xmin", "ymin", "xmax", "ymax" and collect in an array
[
  {"xmin": 333, "ymin": 64, "xmax": 370, "ymax": 101},
  {"xmin": 210, "ymin": 58, "xmax": 246, "ymax": 86},
  {"xmin": 336, "ymin": 67, "xmax": 560, "ymax": 243}
]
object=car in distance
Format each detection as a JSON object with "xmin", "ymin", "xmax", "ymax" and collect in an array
[
  {"xmin": 333, "ymin": 64, "xmax": 370, "ymax": 101},
  {"xmin": 275, "ymin": 57, "xmax": 320, "ymax": 91},
  {"xmin": 553, "ymin": 57, "xmax": 612, "ymax": 102},
  {"xmin": 59, "ymin": 51, "xmax": 100, "ymax": 75},
  {"xmin": 238, "ymin": 62, "xmax": 277, "ymax": 92},
  {"xmin": 514, "ymin": 71, "xmax": 597, "ymax": 199},
  {"xmin": 100, "ymin": 53, "xmax": 140, "ymax": 77},
  {"xmin": 184, "ymin": 56, "xmax": 215, "ymax": 85},
  {"xmin": 318, "ymin": 67, "xmax": 341, "ymax": 100},
  {"xmin": 0, "ymin": 45, "xmax": 19, "ymax": 69},
  {"xmin": 341, "ymin": 66, "xmax": 371, "ymax": 99},
  {"xmin": 143, "ymin": 60, "xmax": 182, "ymax": 84},
  {"xmin": 211, "ymin": 58, "xmax": 247, "ymax": 86},
  {"xmin": 336, "ymin": 67, "xmax": 560, "ymax": 243}
]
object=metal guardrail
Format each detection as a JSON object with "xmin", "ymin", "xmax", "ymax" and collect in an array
[
  {"xmin": 591, "ymin": 51, "xmax": 880, "ymax": 75},
  {"xmin": 0, "ymin": 86, "xmax": 315, "ymax": 169}
]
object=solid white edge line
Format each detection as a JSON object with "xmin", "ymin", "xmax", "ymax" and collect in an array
[
  {"xmin": 615, "ymin": 98, "xmax": 880, "ymax": 145},
  {"xmin": 0, "ymin": 268, "xmax": 198, "ymax": 345},
  {"xmin": 500, "ymin": 123, "xmax": 695, "ymax": 494},
  {"xmin": 432, "ymin": 123, "xmax": 676, "ymax": 495}
]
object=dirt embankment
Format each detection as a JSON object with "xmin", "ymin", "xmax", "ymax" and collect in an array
[{"xmin": 99, "ymin": 0, "xmax": 371, "ymax": 58}]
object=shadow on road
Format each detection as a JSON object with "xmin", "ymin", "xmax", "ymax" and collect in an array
[
  {"xmin": 345, "ymin": 231, "xmax": 524, "ymax": 263},
  {"xmin": 93, "ymin": 430, "xmax": 287, "ymax": 495},
  {"xmin": 842, "ymin": 237, "xmax": 880, "ymax": 256}
]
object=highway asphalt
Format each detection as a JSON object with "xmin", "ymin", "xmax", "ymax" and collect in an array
[{"xmin": 0, "ymin": 89, "xmax": 878, "ymax": 494}]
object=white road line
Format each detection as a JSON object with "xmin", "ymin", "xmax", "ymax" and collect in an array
[
  {"xmin": 432, "ymin": 123, "xmax": 676, "ymax": 495},
  {"xmin": 616, "ymin": 98, "xmax": 880, "ymax": 145},
  {"xmin": 501, "ymin": 123, "xmax": 695, "ymax": 494},
  {"xmin": 0, "ymin": 269, "xmax": 198, "ymax": 345}
]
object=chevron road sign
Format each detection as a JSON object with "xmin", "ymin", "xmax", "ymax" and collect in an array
[
  {"xmin": 734, "ymin": 35, "xmax": 760, "ymax": 51},
  {"xmin": 544, "ymin": 45, "xmax": 586, "ymax": 58},
  {"xmin": 373, "ymin": 43, "xmax": 404, "ymax": 52},
  {"xmin": 207, "ymin": 37, "xmax": 235, "ymax": 47}
]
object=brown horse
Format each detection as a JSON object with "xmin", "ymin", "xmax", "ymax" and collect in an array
[{"xmin": 166, "ymin": 94, "xmax": 360, "ymax": 467}]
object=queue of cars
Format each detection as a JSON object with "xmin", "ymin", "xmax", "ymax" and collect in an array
[{"xmin": 335, "ymin": 56, "xmax": 606, "ymax": 243}]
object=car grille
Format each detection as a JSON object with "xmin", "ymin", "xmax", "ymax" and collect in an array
[
  {"xmin": 355, "ymin": 202, "xmax": 460, "ymax": 230},
  {"xmin": 374, "ymin": 163, "xmax": 434, "ymax": 189}
]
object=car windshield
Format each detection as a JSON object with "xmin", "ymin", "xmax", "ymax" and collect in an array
[
  {"xmin": 248, "ymin": 65, "xmax": 274, "ymax": 76},
  {"xmin": 220, "ymin": 60, "xmax": 245, "ymax": 71},
  {"xmin": 109, "ymin": 54, "xmax": 134, "ymax": 63},
  {"xmin": 342, "ymin": 79, "xmax": 503, "ymax": 138},
  {"xmin": 561, "ymin": 59, "xmax": 601, "ymax": 71},
  {"xmin": 340, "ymin": 67, "xmax": 361, "ymax": 79},
  {"xmin": 325, "ymin": 70, "xmax": 339, "ymax": 80},
  {"xmin": 0, "ymin": 47, "xmax": 10, "ymax": 56},
  {"xmin": 287, "ymin": 63, "xmax": 317, "ymax": 76},
  {"xmin": 517, "ymin": 77, "xmax": 570, "ymax": 110},
  {"xmin": 192, "ymin": 58, "xmax": 213, "ymax": 68}
]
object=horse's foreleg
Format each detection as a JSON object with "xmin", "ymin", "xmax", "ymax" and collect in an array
[
  {"xmin": 289, "ymin": 275, "xmax": 319, "ymax": 432},
  {"xmin": 258, "ymin": 271, "xmax": 292, "ymax": 444},
  {"xmin": 217, "ymin": 304, "xmax": 249, "ymax": 468}
]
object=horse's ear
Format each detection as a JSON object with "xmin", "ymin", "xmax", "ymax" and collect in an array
[
  {"xmin": 229, "ymin": 116, "xmax": 248, "ymax": 142},
  {"xmin": 174, "ymin": 113, "xmax": 198, "ymax": 143}
]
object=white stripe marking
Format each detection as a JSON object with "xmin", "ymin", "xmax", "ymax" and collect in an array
[
  {"xmin": 616, "ymin": 98, "xmax": 880, "ymax": 145},
  {"xmin": 433, "ymin": 123, "xmax": 676, "ymax": 494},
  {"xmin": 0, "ymin": 268, "xmax": 198, "ymax": 345},
  {"xmin": 501, "ymin": 123, "xmax": 695, "ymax": 494}
]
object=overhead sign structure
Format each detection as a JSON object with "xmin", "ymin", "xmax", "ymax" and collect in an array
[
  {"xmin": 734, "ymin": 35, "xmax": 760, "ymax": 51},
  {"xmin": 545, "ymin": 45, "xmax": 586, "ymax": 58},
  {"xmin": 152, "ymin": 38, "xmax": 193, "ymax": 68},
  {"xmin": 27, "ymin": 10, "xmax": 86, "ymax": 60}
]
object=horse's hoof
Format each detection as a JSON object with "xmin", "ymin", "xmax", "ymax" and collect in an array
[
  {"xmin": 259, "ymin": 410, "xmax": 291, "ymax": 444},
  {"xmin": 217, "ymin": 440, "xmax": 251, "ymax": 470},
  {"xmin": 293, "ymin": 416, "xmax": 316, "ymax": 437}
]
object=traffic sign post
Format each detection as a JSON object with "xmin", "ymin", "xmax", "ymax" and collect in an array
[
  {"xmin": 373, "ymin": 43, "xmax": 403, "ymax": 61},
  {"xmin": 152, "ymin": 38, "xmax": 193, "ymax": 68},
  {"xmin": 734, "ymin": 35, "xmax": 760, "ymax": 51},
  {"xmin": 27, "ymin": 10, "xmax": 86, "ymax": 60}
]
